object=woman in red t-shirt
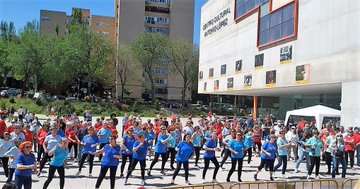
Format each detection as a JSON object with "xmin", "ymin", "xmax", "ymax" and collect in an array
[
  {"xmin": 344, "ymin": 130, "xmax": 355, "ymax": 169},
  {"xmin": 252, "ymin": 125, "xmax": 262, "ymax": 156},
  {"xmin": 37, "ymin": 123, "xmax": 49, "ymax": 162},
  {"xmin": 66, "ymin": 123, "xmax": 80, "ymax": 161}
]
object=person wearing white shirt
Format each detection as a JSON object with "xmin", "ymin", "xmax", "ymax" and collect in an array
[{"xmin": 285, "ymin": 126, "xmax": 298, "ymax": 161}]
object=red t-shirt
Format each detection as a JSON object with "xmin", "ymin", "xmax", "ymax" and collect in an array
[
  {"xmin": 253, "ymin": 129, "xmax": 261, "ymax": 143},
  {"xmin": 213, "ymin": 123, "xmax": 223, "ymax": 135},
  {"xmin": 0, "ymin": 119, "xmax": 6, "ymax": 136},
  {"xmin": 94, "ymin": 122, "xmax": 102, "ymax": 133},
  {"xmin": 23, "ymin": 130, "xmax": 34, "ymax": 142},
  {"xmin": 7, "ymin": 125, "xmax": 14, "ymax": 133},
  {"xmin": 109, "ymin": 125, "xmax": 118, "ymax": 138},
  {"xmin": 124, "ymin": 120, "xmax": 133, "ymax": 131},
  {"xmin": 344, "ymin": 135, "xmax": 355, "ymax": 152},
  {"xmin": 37, "ymin": 129, "xmax": 48, "ymax": 145},
  {"xmin": 354, "ymin": 133, "xmax": 360, "ymax": 145},
  {"xmin": 66, "ymin": 128, "xmax": 78, "ymax": 144}
]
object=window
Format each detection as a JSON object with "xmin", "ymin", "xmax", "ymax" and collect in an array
[
  {"xmin": 145, "ymin": 6, "xmax": 170, "ymax": 14},
  {"xmin": 41, "ymin": 16, "xmax": 50, "ymax": 21},
  {"xmin": 154, "ymin": 68, "xmax": 168, "ymax": 75},
  {"xmin": 155, "ymin": 78, "xmax": 168, "ymax": 84},
  {"xmin": 209, "ymin": 68, "xmax": 214, "ymax": 78},
  {"xmin": 96, "ymin": 22, "xmax": 109, "ymax": 27},
  {"xmin": 145, "ymin": 16, "xmax": 169, "ymax": 25},
  {"xmin": 144, "ymin": 26, "xmax": 169, "ymax": 34},
  {"xmin": 146, "ymin": 0, "xmax": 171, "ymax": 5},
  {"xmin": 156, "ymin": 88, "xmax": 168, "ymax": 94},
  {"xmin": 235, "ymin": 0, "xmax": 268, "ymax": 19},
  {"xmin": 258, "ymin": 2, "xmax": 295, "ymax": 46},
  {"xmin": 199, "ymin": 71, "xmax": 203, "ymax": 79},
  {"xmin": 221, "ymin": 64, "xmax": 226, "ymax": 75}
]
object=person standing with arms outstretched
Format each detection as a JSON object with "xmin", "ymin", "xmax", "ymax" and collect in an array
[
  {"xmin": 124, "ymin": 133, "xmax": 149, "ymax": 186},
  {"xmin": 202, "ymin": 132, "xmax": 221, "ymax": 183},
  {"xmin": 42, "ymin": 138, "xmax": 69, "ymax": 189},
  {"xmin": 170, "ymin": 133, "xmax": 194, "ymax": 185},
  {"xmin": 226, "ymin": 131, "xmax": 245, "ymax": 182}
]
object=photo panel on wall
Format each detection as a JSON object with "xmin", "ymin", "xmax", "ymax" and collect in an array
[
  {"xmin": 295, "ymin": 64, "xmax": 310, "ymax": 84},
  {"xmin": 266, "ymin": 70, "xmax": 276, "ymax": 87},
  {"xmin": 235, "ymin": 60, "xmax": 242, "ymax": 73},
  {"xmin": 255, "ymin": 53, "xmax": 264, "ymax": 69}
]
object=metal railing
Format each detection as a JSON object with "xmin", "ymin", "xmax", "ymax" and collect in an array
[
  {"xmin": 229, "ymin": 179, "xmax": 339, "ymax": 189},
  {"xmin": 159, "ymin": 183, "xmax": 225, "ymax": 189},
  {"xmin": 341, "ymin": 179, "xmax": 359, "ymax": 189}
]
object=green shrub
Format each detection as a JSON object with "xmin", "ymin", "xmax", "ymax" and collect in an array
[{"xmin": 9, "ymin": 97, "xmax": 15, "ymax": 103}]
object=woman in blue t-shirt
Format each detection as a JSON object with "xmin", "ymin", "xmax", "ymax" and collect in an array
[
  {"xmin": 120, "ymin": 127, "xmax": 135, "ymax": 178},
  {"xmin": 43, "ymin": 138, "xmax": 69, "ymax": 189},
  {"xmin": 254, "ymin": 134, "xmax": 278, "ymax": 181},
  {"xmin": 93, "ymin": 136, "xmax": 121, "ymax": 189},
  {"xmin": 171, "ymin": 133, "xmax": 194, "ymax": 185},
  {"xmin": 15, "ymin": 141, "xmax": 37, "ymax": 189},
  {"xmin": 273, "ymin": 131, "xmax": 291, "ymax": 178},
  {"xmin": 202, "ymin": 132, "xmax": 221, "ymax": 183},
  {"xmin": 226, "ymin": 131, "xmax": 245, "ymax": 182},
  {"xmin": 167, "ymin": 127, "xmax": 177, "ymax": 170},
  {"xmin": 124, "ymin": 133, "xmax": 149, "ymax": 186},
  {"xmin": 148, "ymin": 126, "xmax": 172, "ymax": 176},
  {"xmin": 191, "ymin": 126, "xmax": 203, "ymax": 168},
  {"xmin": 305, "ymin": 130, "xmax": 323, "ymax": 179},
  {"xmin": 76, "ymin": 126, "xmax": 99, "ymax": 178},
  {"xmin": 244, "ymin": 128, "xmax": 254, "ymax": 164}
]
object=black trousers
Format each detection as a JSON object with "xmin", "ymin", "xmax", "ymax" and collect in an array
[
  {"xmin": 325, "ymin": 151, "xmax": 332, "ymax": 173},
  {"xmin": 274, "ymin": 155, "xmax": 287, "ymax": 174},
  {"xmin": 95, "ymin": 166, "xmax": 117, "ymax": 189},
  {"xmin": 39, "ymin": 153, "xmax": 53, "ymax": 173},
  {"xmin": 68, "ymin": 143, "xmax": 78, "ymax": 159},
  {"xmin": 258, "ymin": 159, "xmax": 275, "ymax": 172},
  {"xmin": 167, "ymin": 148, "xmax": 176, "ymax": 168},
  {"xmin": 126, "ymin": 159, "xmax": 146, "ymax": 180},
  {"xmin": 78, "ymin": 153, "xmax": 95, "ymax": 174},
  {"xmin": 308, "ymin": 156, "xmax": 320, "ymax": 176},
  {"xmin": 1, "ymin": 157, "xmax": 9, "ymax": 177},
  {"xmin": 227, "ymin": 158, "xmax": 243, "ymax": 181},
  {"xmin": 149, "ymin": 152, "xmax": 167, "ymax": 172},
  {"xmin": 98, "ymin": 143, "xmax": 108, "ymax": 161},
  {"xmin": 253, "ymin": 141, "xmax": 262, "ymax": 153},
  {"xmin": 15, "ymin": 175, "xmax": 32, "ymax": 189},
  {"xmin": 244, "ymin": 147, "xmax": 253, "ymax": 163},
  {"xmin": 37, "ymin": 144, "xmax": 45, "ymax": 162},
  {"xmin": 202, "ymin": 157, "xmax": 220, "ymax": 180},
  {"xmin": 120, "ymin": 153, "xmax": 133, "ymax": 175},
  {"xmin": 220, "ymin": 149, "xmax": 230, "ymax": 168},
  {"xmin": 43, "ymin": 165, "xmax": 65, "ymax": 189},
  {"xmin": 172, "ymin": 161, "xmax": 189, "ymax": 181},
  {"xmin": 345, "ymin": 150, "xmax": 355, "ymax": 168},
  {"xmin": 194, "ymin": 147, "xmax": 201, "ymax": 165},
  {"xmin": 6, "ymin": 168, "xmax": 15, "ymax": 183}
]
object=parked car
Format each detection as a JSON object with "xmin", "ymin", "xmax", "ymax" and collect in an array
[
  {"xmin": 0, "ymin": 88, "xmax": 18, "ymax": 97},
  {"xmin": 33, "ymin": 92, "xmax": 46, "ymax": 99},
  {"xmin": 65, "ymin": 96, "xmax": 76, "ymax": 101}
]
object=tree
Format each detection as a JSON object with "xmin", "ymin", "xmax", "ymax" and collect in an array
[
  {"xmin": 165, "ymin": 39, "xmax": 198, "ymax": 104},
  {"xmin": 114, "ymin": 44, "xmax": 139, "ymax": 101},
  {"xmin": 0, "ymin": 21, "xmax": 16, "ymax": 42},
  {"xmin": 131, "ymin": 32, "xmax": 168, "ymax": 100},
  {"xmin": 7, "ymin": 20, "xmax": 53, "ymax": 92}
]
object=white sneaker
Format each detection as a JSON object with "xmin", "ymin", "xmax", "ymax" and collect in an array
[
  {"xmin": 76, "ymin": 171, "xmax": 81, "ymax": 177},
  {"xmin": 212, "ymin": 179, "xmax": 218, "ymax": 183},
  {"xmin": 201, "ymin": 179, "xmax": 206, "ymax": 184},
  {"xmin": 282, "ymin": 174, "xmax": 288, "ymax": 178},
  {"xmin": 307, "ymin": 175, "xmax": 311, "ymax": 180},
  {"xmin": 315, "ymin": 175, "xmax": 320, "ymax": 179},
  {"xmin": 294, "ymin": 168, "xmax": 299, "ymax": 173},
  {"xmin": 124, "ymin": 179, "xmax": 128, "ymax": 185},
  {"xmin": 272, "ymin": 172, "xmax": 276, "ymax": 177},
  {"xmin": 89, "ymin": 174, "xmax": 92, "ymax": 178},
  {"xmin": 141, "ymin": 180, "xmax": 145, "ymax": 186}
]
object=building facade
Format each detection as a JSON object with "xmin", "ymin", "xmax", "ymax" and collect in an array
[
  {"xmin": 199, "ymin": 0, "xmax": 360, "ymax": 126},
  {"xmin": 40, "ymin": 10, "xmax": 67, "ymax": 37},
  {"xmin": 114, "ymin": 0, "xmax": 195, "ymax": 101}
]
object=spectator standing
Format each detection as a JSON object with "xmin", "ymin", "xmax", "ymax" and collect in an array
[{"xmin": 14, "ymin": 141, "xmax": 37, "ymax": 189}]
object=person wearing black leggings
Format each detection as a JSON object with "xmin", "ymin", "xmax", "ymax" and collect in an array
[
  {"xmin": 148, "ymin": 126, "xmax": 171, "ymax": 176},
  {"xmin": 191, "ymin": 126, "xmax": 202, "ymax": 168},
  {"xmin": 38, "ymin": 126, "xmax": 61, "ymax": 177},
  {"xmin": 305, "ymin": 131, "xmax": 323, "ymax": 179},
  {"xmin": 227, "ymin": 131, "xmax": 245, "ymax": 182},
  {"xmin": 202, "ymin": 132, "xmax": 220, "ymax": 183},
  {"xmin": 171, "ymin": 133, "xmax": 194, "ymax": 185},
  {"xmin": 273, "ymin": 131, "xmax": 290, "ymax": 178},
  {"xmin": 76, "ymin": 127, "xmax": 99, "ymax": 178},
  {"xmin": 220, "ymin": 129, "xmax": 236, "ymax": 169},
  {"xmin": 94, "ymin": 136, "xmax": 121, "ymax": 189},
  {"xmin": 42, "ymin": 138, "xmax": 69, "ymax": 189},
  {"xmin": 124, "ymin": 133, "xmax": 149, "ymax": 186},
  {"xmin": 120, "ymin": 127, "xmax": 135, "ymax": 178}
]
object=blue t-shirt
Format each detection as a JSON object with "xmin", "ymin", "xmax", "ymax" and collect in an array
[
  {"xmin": 121, "ymin": 135, "xmax": 135, "ymax": 155},
  {"xmin": 50, "ymin": 147, "xmax": 69, "ymax": 166},
  {"xmin": 101, "ymin": 144, "xmax": 121, "ymax": 166},
  {"xmin": 0, "ymin": 140, "xmax": 15, "ymax": 157},
  {"xmin": 97, "ymin": 128, "xmax": 111, "ymax": 144},
  {"xmin": 154, "ymin": 134, "xmax": 169, "ymax": 153},
  {"xmin": 44, "ymin": 135, "xmax": 62, "ymax": 151},
  {"xmin": 47, "ymin": 130, "xmax": 65, "ymax": 137},
  {"xmin": 277, "ymin": 138, "xmax": 288, "ymax": 156},
  {"xmin": 132, "ymin": 141, "xmax": 149, "ymax": 160},
  {"xmin": 81, "ymin": 134, "xmax": 100, "ymax": 154},
  {"xmin": 15, "ymin": 153, "xmax": 36, "ymax": 177},
  {"xmin": 306, "ymin": 137, "xmax": 323, "ymax": 157},
  {"xmin": 204, "ymin": 139, "xmax": 216, "ymax": 159},
  {"xmin": 146, "ymin": 131, "xmax": 155, "ymax": 146},
  {"xmin": 168, "ymin": 131, "xmax": 177, "ymax": 148},
  {"xmin": 244, "ymin": 133, "xmax": 254, "ymax": 148},
  {"xmin": 192, "ymin": 133, "xmax": 202, "ymax": 147},
  {"xmin": 176, "ymin": 141, "xmax": 194, "ymax": 162},
  {"xmin": 229, "ymin": 139, "xmax": 244, "ymax": 159},
  {"xmin": 4, "ymin": 146, "xmax": 19, "ymax": 169},
  {"xmin": 261, "ymin": 141, "xmax": 278, "ymax": 160}
]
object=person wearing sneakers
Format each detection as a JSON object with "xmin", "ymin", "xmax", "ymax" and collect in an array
[
  {"xmin": 124, "ymin": 133, "xmax": 149, "ymax": 186},
  {"xmin": 254, "ymin": 134, "xmax": 277, "ymax": 181},
  {"xmin": 226, "ymin": 131, "xmax": 245, "ymax": 182},
  {"xmin": 170, "ymin": 133, "xmax": 194, "ymax": 185},
  {"xmin": 294, "ymin": 131, "xmax": 311, "ymax": 173},
  {"xmin": 148, "ymin": 126, "xmax": 172, "ymax": 176},
  {"xmin": 202, "ymin": 132, "xmax": 221, "ymax": 183},
  {"xmin": 220, "ymin": 129, "xmax": 236, "ymax": 169},
  {"xmin": 93, "ymin": 136, "xmax": 121, "ymax": 189},
  {"xmin": 42, "ymin": 138, "xmax": 69, "ymax": 189},
  {"xmin": 76, "ymin": 126, "xmax": 99, "ymax": 178},
  {"xmin": 305, "ymin": 130, "xmax": 323, "ymax": 179},
  {"xmin": 244, "ymin": 128, "xmax": 254, "ymax": 164},
  {"xmin": 191, "ymin": 126, "xmax": 202, "ymax": 168},
  {"xmin": 273, "ymin": 131, "xmax": 291, "ymax": 178},
  {"xmin": 119, "ymin": 127, "xmax": 135, "ymax": 178},
  {"xmin": 330, "ymin": 133, "xmax": 346, "ymax": 178}
]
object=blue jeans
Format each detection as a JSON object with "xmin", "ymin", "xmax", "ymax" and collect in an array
[
  {"xmin": 332, "ymin": 156, "xmax": 346, "ymax": 178},
  {"xmin": 295, "ymin": 148, "xmax": 310, "ymax": 170},
  {"xmin": 15, "ymin": 175, "xmax": 32, "ymax": 189},
  {"xmin": 356, "ymin": 145, "xmax": 360, "ymax": 166}
]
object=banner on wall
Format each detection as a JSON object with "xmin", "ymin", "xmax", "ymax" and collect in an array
[
  {"xmin": 214, "ymin": 80, "xmax": 219, "ymax": 90},
  {"xmin": 244, "ymin": 74, "xmax": 252, "ymax": 89},
  {"xmin": 266, "ymin": 70, "xmax": 276, "ymax": 87},
  {"xmin": 227, "ymin": 77, "xmax": 234, "ymax": 88},
  {"xmin": 209, "ymin": 68, "xmax": 214, "ymax": 78},
  {"xmin": 235, "ymin": 60, "xmax": 242, "ymax": 73},
  {"xmin": 221, "ymin": 64, "xmax": 227, "ymax": 75},
  {"xmin": 199, "ymin": 71, "xmax": 203, "ymax": 79},
  {"xmin": 255, "ymin": 54, "xmax": 264, "ymax": 69},
  {"xmin": 280, "ymin": 45, "xmax": 292, "ymax": 64},
  {"xmin": 296, "ymin": 64, "xmax": 310, "ymax": 84}
]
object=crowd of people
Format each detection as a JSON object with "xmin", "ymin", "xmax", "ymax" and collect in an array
[{"xmin": 0, "ymin": 109, "xmax": 359, "ymax": 189}]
